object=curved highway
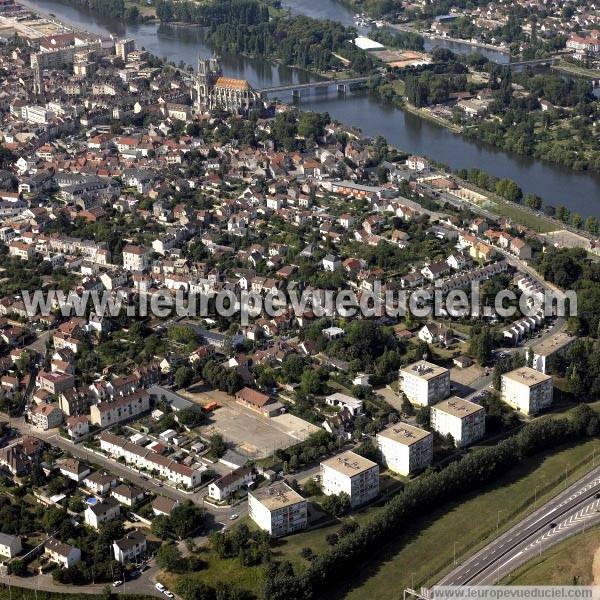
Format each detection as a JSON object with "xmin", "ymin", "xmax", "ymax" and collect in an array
[{"xmin": 438, "ymin": 466, "xmax": 600, "ymax": 586}]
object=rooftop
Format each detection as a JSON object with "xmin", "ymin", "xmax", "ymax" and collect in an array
[
  {"xmin": 377, "ymin": 422, "xmax": 432, "ymax": 446},
  {"xmin": 530, "ymin": 332, "xmax": 575, "ymax": 357},
  {"xmin": 215, "ymin": 77, "xmax": 251, "ymax": 91},
  {"xmin": 433, "ymin": 396, "xmax": 484, "ymax": 419},
  {"xmin": 503, "ymin": 366, "xmax": 552, "ymax": 387},
  {"xmin": 321, "ymin": 450, "xmax": 377, "ymax": 477},
  {"xmin": 400, "ymin": 360, "xmax": 449, "ymax": 380},
  {"xmin": 250, "ymin": 482, "xmax": 305, "ymax": 511}
]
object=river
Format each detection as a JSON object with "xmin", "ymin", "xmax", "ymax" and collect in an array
[{"xmin": 21, "ymin": 0, "xmax": 600, "ymax": 218}]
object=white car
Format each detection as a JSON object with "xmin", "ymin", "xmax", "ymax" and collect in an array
[
  {"xmin": 155, "ymin": 583, "xmax": 165, "ymax": 592},
  {"xmin": 229, "ymin": 514, "xmax": 239, "ymax": 520},
  {"xmin": 112, "ymin": 581, "xmax": 123, "ymax": 587},
  {"xmin": 164, "ymin": 591, "xmax": 174, "ymax": 598}
]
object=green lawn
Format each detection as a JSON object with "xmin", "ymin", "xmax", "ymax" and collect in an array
[
  {"xmin": 488, "ymin": 201, "xmax": 560, "ymax": 233},
  {"xmin": 160, "ymin": 546, "xmax": 265, "ymax": 597},
  {"xmin": 334, "ymin": 439, "xmax": 600, "ymax": 600},
  {"xmin": 503, "ymin": 525, "xmax": 600, "ymax": 585}
]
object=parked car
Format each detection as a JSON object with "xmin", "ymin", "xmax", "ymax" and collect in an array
[
  {"xmin": 113, "ymin": 581, "xmax": 123, "ymax": 588},
  {"xmin": 155, "ymin": 583, "xmax": 165, "ymax": 592}
]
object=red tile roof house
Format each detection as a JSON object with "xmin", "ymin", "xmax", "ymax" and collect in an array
[{"xmin": 234, "ymin": 387, "xmax": 283, "ymax": 418}]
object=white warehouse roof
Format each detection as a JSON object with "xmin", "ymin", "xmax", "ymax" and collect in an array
[{"xmin": 354, "ymin": 36, "xmax": 385, "ymax": 51}]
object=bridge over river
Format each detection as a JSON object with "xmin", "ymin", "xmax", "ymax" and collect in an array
[{"xmin": 259, "ymin": 76, "xmax": 369, "ymax": 97}]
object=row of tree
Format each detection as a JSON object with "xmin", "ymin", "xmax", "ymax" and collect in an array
[
  {"xmin": 264, "ymin": 405, "xmax": 600, "ymax": 599},
  {"xmin": 155, "ymin": 0, "xmax": 269, "ymax": 26}
]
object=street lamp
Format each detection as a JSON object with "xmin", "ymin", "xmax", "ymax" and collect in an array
[
  {"xmin": 497, "ymin": 509, "xmax": 504, "ymax": 534},
  {"xmin": 453, "ymin": 541, "xmax": 457, "ymax": 566}
]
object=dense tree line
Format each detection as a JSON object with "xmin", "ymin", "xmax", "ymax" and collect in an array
[
  {"xmin": 63, "ymin": 0, "xmax": 126, "ymax": 21},
  {"xmin": 264, "ymin": 406, "xmax": 600, "ymax": 599},
  {"xmin": 155, "ymin": 0, "xmax": 269, "ymax": 27},
  {"xmin": 463, "ymin": 67, "xmax": 600, "ymax": 173},
  {"xmin": 206, "ymin": 15, "xmax": 378, "ymax": 74},
  {"xmin": 536, "ymin": 247, "xmax": 600, "ymax": 337},
  {"xmin": 405, "ymin": 72, "xmax": 468, "ymax": 107}
]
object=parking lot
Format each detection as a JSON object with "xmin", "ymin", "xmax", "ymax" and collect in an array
[{"xmin": 182, "ymin": 389, "xmax": 320, "ymax": 458}]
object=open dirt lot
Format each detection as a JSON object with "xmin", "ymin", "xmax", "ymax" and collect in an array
[{"xmin": 180, "ymin": 388, "xmax": 319, "ymax": 459}]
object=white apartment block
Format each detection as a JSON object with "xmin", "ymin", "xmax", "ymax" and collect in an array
[
  {"xmin": 400, "ymin": 360, "xmax": 450, "ymax": 406},
  {"xmin": 122, "ymin": 244, "xmax": 149, "ymax": 271},
  {"xmin": 526, "ymin": 332, "xmax": 575, "ymax": 374},
  {"xmin": 320, "ymin": 450, "xmax": 379, "ymax": 508},
  {"xmin": 377, "ymin": 422, "xmax": 433, "ymax": 476},
  {"xmin": 431, "ymin": 396, "xmax": 485, "ymax": 447},
  {"xmin": 248, "ymin": 482, "xmax": 307, "ymax": 538},
  {"xmin": 90, "ymin": 390, "xmax": 150, "ymax": 427},
  {"xmin": 22, "ymin": 105, "xmax": 55, "ymax": 124},
  {"xmin": 501, "ymin": 367, "xmax": 553, "ymax": 415}
]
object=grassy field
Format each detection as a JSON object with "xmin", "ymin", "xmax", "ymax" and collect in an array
[
  {"xmin": 160, "ymin": 547, "xmax": 265, "ymax": 597},
  {"xmin": 332, "ymin": 439, "xmax": 600, "ymax": 600},
  {"xmin": 553, "ymin": 61, "xmax": 600, "ymax": 79},
  {"xmin": 503, "ymin": 525, "xmax": 600, "ymax": 585},
  {"xmin": 488, "ymin": 201, "xmax": 559, "ymax": 233}
]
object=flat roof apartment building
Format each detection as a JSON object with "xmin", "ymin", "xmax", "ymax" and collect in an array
[
  {"xmin": 248, "ymin": 482, "xmax": 307, "ymax": 538},
  {"xmin": 501, "ymin": 367, "xmax": 553, "ymax": 415},
  {"xmin": 526, "ymin": 332, "xmax": 575, "ymax": 374},
  {"xmin": 400, "ymin": 360, "xmax": 450, "ymax": 406},
  {"xmin": 431, "ymin": 396, "xmax": 485, "ymax": 447},
  {"xmin": 320, "ymin": 450, "xmax": 379, "ymax": 508},
  {"xmin": 377, "ymin": 422, "xmax": 433, "ymax": 476}
]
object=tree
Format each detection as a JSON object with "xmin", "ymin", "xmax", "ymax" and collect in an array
[
  {"xmin": 8, "ymin": 559, "xmax": 26, "ymax": 576},
  {"xmin": 174, "ymin": 366, "xmax": 194, "ymax": 389},
  {"xmin": 175, "ymin": 576, "xmax": 216, "ymax": 600},
  {"xmin": 571, "ymin": 213, "xmax": 584, "ymax": 229},
  {"xmin": 209, "ymin": 433, "xmax": 226, "ymax": 458},
  {"xmin": 178, "ymin": 407, "xmax": 205, "ymax": 427},
  {"xmin": 585, "ymin": 216, "xmax": 599, "ymax": 234},
  {"xmin": 170, "ymin": 502, "xmax": 205, "ymax": 539},
  {"xmin": 321, "ymin": 492, "xmax": 351, "ymax": 517},
  {"xmin": 297, "ymin": 111, "xmax": 328, "ymax": 142},
  {"xmin": 151, "ymin": 514, "xmax": 172, "ymax": 539},
  {"xmin": 416, "ymin": 406, "xmax": 430, "ymax": 428},
  {"xmin": 156, "ymin": 542, "xmax": 185, "ymax": 572},
  {"xmin": 299, "ymin": 369, "xmax": 322, "ymax": 396},
  {"xmin": 469, "ymin": 327, "xmax": 494, "ymax": 365},
  {"xmin": 524, "ymin": 193, "xmax": 542, "ymax": 210},
  {"xmin": 43, "ymin": 507, "xmax": 66, "ymax": 532},
  {"xmin": 401, "ymin": 395, "xmax": 415, "ymax": 416}
]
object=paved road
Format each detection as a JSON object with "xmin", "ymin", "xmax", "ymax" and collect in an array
[
  {"xmin": 0, "ymin": 562, "xmax": 163, "ymax": 597},
  {"xmin": 438, "ymin": 466, "xmax": 600, "ymax": 586}
]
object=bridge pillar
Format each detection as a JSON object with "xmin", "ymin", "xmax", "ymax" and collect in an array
[
  {"xmin": 292, "ymin": 89, "xmax": 301, "ymax": 100},
  {"xmin": 337, "ymin": 83, "xmax": 347, "ymax": 94}
]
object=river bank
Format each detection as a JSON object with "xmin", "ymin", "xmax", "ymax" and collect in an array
[
  {"xmin": 402, "ymin": 102, "xmax": 463, "ymax": 133},
  {"xmin": 21, "ymin": 0, "xmax": 600, "ymax": 218}
]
